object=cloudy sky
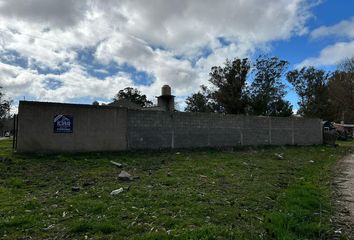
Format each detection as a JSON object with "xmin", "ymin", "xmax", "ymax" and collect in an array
[{"xmin": 0, "ymin": 0, "xmax": 353, "ymax": 113}]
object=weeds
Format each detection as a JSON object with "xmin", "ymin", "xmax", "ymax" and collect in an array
[{"xmin": 0, "ymin": 140, "xmax": 351, "ymax": 239}]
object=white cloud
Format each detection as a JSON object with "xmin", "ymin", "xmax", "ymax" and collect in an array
[
  {"xmin": 0, "ymin": 0, "xmax": 314, "ymax": 110},
  {"xmin": 0, "ymin": 0, "xmax": 88, "ymax": 28},
  {"xmin": 299, "ymin": 16, "xmax": 354, "ymax": 67},
  {"xmin": 311, "ymin": 17, "xmax": 354, "ymax": 39},
  {"xmin": 298, "ymin": 41, "xmax": 354, "ymax": 67},
  {"xmin": 0, "ymin": 62, "xmax": 133, "ymax": 102}
]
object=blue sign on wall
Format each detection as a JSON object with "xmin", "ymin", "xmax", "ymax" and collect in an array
[{"xmin": 54, "ymin": 115, "xmax": 73, "ymax": 133}]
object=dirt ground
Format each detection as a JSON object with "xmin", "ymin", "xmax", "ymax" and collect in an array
[{"xmin": 333, "ymin": 154, "xmax": 354, "ymax": 239}]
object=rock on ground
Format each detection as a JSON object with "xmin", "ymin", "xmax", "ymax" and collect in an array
[
  {"xmin": 118, "ymin": 170, "xmax": 133, "ymax": 181},
  {"xmin": 111, "ymin": 188, "xmax": 124, "ymax": 195}
]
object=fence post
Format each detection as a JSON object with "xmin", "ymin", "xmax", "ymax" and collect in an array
[
  {"xmin": 320, "ymin": 119, "xmax": 323, "ymax": 144},
  {"xmin": 269, "ymin": 117, "xmax": 272, "ymax": 145},
  {"xmin": 171, "ymin": 128, "xmax": 175, "ymax": 149},
  {"xmin": 240, "ymin": 116, "xmax": 244, "ymax": 145},
  {"xmin": 171, "ymin": 113, "xmax": 174, "ymax": 149},
  {"xmin": 15, "ymin": 114, "xmax": 18, "ymax": 150},
  {"xmin": 291, "ymin": 118, "xmax": 295, "ymax": 145},
  {"xmin": 125, "ymin": 109, "xmax": 129, "ymax": 150},
  {"xmin": 12, "ymin": 114, "xmax": 16, "ymax": 151}
]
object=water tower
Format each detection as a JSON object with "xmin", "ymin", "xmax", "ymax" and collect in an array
[{"xmin": 157, "ymin": 85, "xmax": 175, "ymax": 112}]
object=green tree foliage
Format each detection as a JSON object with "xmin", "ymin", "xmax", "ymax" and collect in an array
[
  {"xmin": 185, "ymin": 57, "xmax": 292, "ymax": 116},
  {"xmin": 0, "ymin": 87, "xmax": 10, "ymax": 119},
  {"xmin": 0, "ymin": 87, "xmax": 11, "ymax": 130},
  {"xmin": 113, "ymin": 87, "xmax": 153, "ymax": 107},
  {"xmin": 287, "ymin": 67, "xmax": 330, "ymax": 118},
  {"xmin": 328, "ymin": 57, "xmax": 354, "ymax": 122},
  {"xmin": 249, "ymin": 56, "xmax": 292, "ymax": 117},
  {"xmin": 265, "ymin": 99, "xmax": 293, "ymax": 117},
  {"xmin": 186, "ymin": 56, "xmax": 354, "ymax": 120},
  {"xmin": 208, "ymin": 58, "xmax": 251, "ymax": 114},
  {"xmin": 185, "ymin": 85, "xmax": 215, "ymax": 112}
]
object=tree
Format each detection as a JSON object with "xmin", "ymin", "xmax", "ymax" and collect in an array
[
  {"xmin": 249, "ymin": 56, "xmax": 292, "ymax": 116},
  {"xmin": 0, "ymin": 87, "xmax": 10, "ymax": 118},
  {"xmin": 92, "ymin": 100, "xmax": 99, "ymax": 106},
  {"xmin": 113, "ymin": 87, "xmax": 153, "ymax": 107},
  {"xmin": 328, "ymin": 57, "xmax": 354, "ymax": 122},
  {"xmin": 339, "ymin": 56, "xmax": 354, "ymax": 72},
  {"xmin": 208, "ymin": 58, "xmax": 251, "ymax": 114},
  {"xmin": 266, "ymin": 99, "xmax": 293, "ymax": 117},
  {"xmin": 287, "ymin": 67, "xmax": 330, "ymax": 118},
  {"xmin": 185, "ymin": 85, "xmax": 216, "ymax": 112}
]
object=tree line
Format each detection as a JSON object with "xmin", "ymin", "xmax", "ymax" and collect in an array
[
  {"xmin": 1, "ymin": 56, "xmax": 352, "ymax": 123},
  {"xmin": 185, "ymin": 56, "xmax": 354, "ymax": 122}
]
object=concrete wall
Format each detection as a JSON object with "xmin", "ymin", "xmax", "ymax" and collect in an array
[
  {"xmin": 17, "ymin": 101, "xmax": 323, "ymax": 152},
  {"xmin": 127, "ymin": 110, "xmax": 323, "ymax": 149},
  {"xmin": 17, "ymin": 101, "xmax": 127, "ymax": 152}
]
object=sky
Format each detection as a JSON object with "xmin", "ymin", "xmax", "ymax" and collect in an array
[{"xmin": 0, "ymin": 0, "xmax": 353, "ymax": 113}]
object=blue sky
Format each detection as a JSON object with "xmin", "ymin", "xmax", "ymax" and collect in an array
[
  {"xmin": 272, "ymin": 0, "xmax": 353, "ymax": 67},
  {"xmin": 0, "ymin": 0, "xmax": 353, "ymax": 113}
]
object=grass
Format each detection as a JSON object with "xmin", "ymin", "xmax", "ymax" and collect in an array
[{"xmin": 0, "ymin": 140, "xmax": 353, "ymax": 239}]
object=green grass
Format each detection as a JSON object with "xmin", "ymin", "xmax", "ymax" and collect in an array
[{"xmin": 0, "ymin": 140, "xmax": 352, "ymax": 239}]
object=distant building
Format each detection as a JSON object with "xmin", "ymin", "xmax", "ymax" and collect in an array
[{"xmin": 334, "ymin": 122, "xmax": 354, "ymax": 139}]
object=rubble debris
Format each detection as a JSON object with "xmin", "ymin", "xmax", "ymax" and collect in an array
[
  {"xmin": 275, "ymin": 153, "xmax": 284, "ymax": 160},
  {"xmin": 110, "ymin": 161, "xmax": 123, "ymax": 168},
  {"xmin": 43, "ymin": 224, "xmax": 55, "ymax": 231},
  {"xmin": 118, "ymin": 170, "xmax": 133, "ymax": 181},
  {"xmin": 111, "ymin": 188, "xmax": 124, "ymax": 195}
]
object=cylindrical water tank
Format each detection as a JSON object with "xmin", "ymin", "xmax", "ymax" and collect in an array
[{"xmin": 161, "ymin": 85, "xmax": 171, "ymax": 96}]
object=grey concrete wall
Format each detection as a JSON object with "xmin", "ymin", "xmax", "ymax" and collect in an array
[
  {"xmin": 17, "ymin": 101, "xmax": 323, "ymax": 152},
  {"xmin": 127, "ymin": 110, "xmax": 173, "ymax": 149},
  {"xmin": 127, "ymin": 110, "xmax": 323, "ymax": 149},
  {"xmin": 17, "ymin": 101, "xmax": 127, "ymax": 152}
]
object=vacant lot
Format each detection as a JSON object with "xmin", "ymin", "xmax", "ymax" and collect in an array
[{"xmin": 0, "ymin": 140, "xmax": 352, "ymax": 239}]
